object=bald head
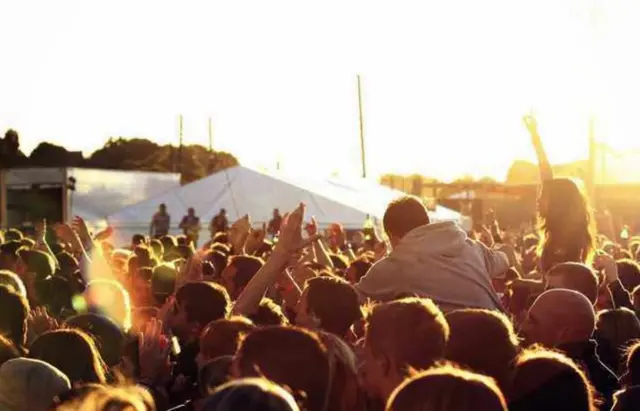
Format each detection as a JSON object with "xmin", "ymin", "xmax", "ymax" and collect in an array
[{"xmin": 523, "ymin": 289, "xmax": 595, "ymax": 348}]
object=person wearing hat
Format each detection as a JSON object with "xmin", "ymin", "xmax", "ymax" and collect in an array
[{"xmin": 0, "ymin": 358, "xmax": 71, "ymax": 411}]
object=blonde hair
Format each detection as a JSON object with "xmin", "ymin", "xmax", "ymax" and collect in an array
[{"xmin": 55, "ymin": 385, "xmax": 154, "ymax": 411}]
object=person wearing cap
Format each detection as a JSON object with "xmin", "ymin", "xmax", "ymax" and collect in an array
[
  {"xmin": 179, "ymin": 208, "xmax": 201, "ymax": 248},
  {"xmin": 150, "ymin": 204, "xmax": 171, "ymax": 239},
  {"xmin": 0, "ymin": 358, "xmax": 71, "ymax": 411},
  {"xmin": 210, "ymin": 209, "xmax": 229, "ymax": 239}
]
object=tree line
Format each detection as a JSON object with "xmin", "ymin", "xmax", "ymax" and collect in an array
[{"xmin": 0, "ymin": 129, "xmax": 239, "ymax": 184}]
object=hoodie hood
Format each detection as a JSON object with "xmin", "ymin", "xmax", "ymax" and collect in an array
[
  {"xmin": 394, "ymin": 221, "xmax": 468, "ymax": 261},
  {"xmin": 354, "ymin": 220, "xmax": 507, "ymax": 312}
]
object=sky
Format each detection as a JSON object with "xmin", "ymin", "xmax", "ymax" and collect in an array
[{"xmin": 2, "ymin": 0, "xmax": 640, "ymax": 182}]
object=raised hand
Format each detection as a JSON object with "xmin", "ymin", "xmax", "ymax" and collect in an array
[
  {"xmin": 304, "ymin": 216, "xmax": 319, "ymax": 237},
  {"xmin": 53, "ymin": 223, "xmax": 83, "ymax": 255},
  {"xmin": 275, "ymin": 203, "xmax": 313, "ymax": 255},
  {"xmin": 138, "ymin": 318, "xmax": 171, "ymax": 383},
  {"xmin": 594, "ymin": 252, "xmax": 618, "ymax": 284},
  {"xmin": 26, "ymin": 307, "xmax": 59, "ymax": 345},
  {"xmin": 35, "ymin": 219, "xmax": 47, "ymax": 243},
  {"xmin": 523, "ymin": 111, "xmax": 553, "ymax": 181},
  {"xmin": 244, "ymin": 223, "xmax": 267, "ymax": 256},
  {"xmin": 72, "ymin": 216, "xmax": 92, "ymax": 248},
  {"xmin": 176, "ymin": 250, "xmax": 204, "ymax": 290},
  {"xmin": 94, "ymin": 225, "xmax": 114, "ymax": 242},
  {"xmin": 229, "ymin": 215, "xmax": 251, "ymax": 254},
  {"xmin": 522, "ymin": 113, "xmax": 539, "ymax": 140}
]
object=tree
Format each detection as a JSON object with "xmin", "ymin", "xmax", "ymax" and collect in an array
[
  {"xmin": 0, "ymin": 129, "xmax": 29, "ymax": 167},
  {"xmin": 29, "ymin": 142, "xmax": 84, "ymax": 167},
  {"xmin": 85, "ymin": 137, "xmax": 239, "ymax": 183}
]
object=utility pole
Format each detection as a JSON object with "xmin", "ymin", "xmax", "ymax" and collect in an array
[
  {"xmin": 178, "ymin": 114, "xmax": 184, "ymax": 176},
  {"xmin": 357, "ymin": 74, "xmax": 367, "ymax": 179},
  {"xmin": 208, "ymin": 117, "xmax": 214, "ymax": 174},
  {"xmin": 208, "ymin": 117, "xmax": 213, "ymax": 152}
]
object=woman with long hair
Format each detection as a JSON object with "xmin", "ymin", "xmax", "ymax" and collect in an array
[{"xmin": 524, "ymin": 114, "xmax": 597, "ymax": 273}]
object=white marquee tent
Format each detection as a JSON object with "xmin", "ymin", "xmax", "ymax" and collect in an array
[{"xmin": 106, "ymin": 166, "xmax": 469, "ymax": 245}]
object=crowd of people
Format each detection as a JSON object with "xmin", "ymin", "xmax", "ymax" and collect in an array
[{"xmin": 0, "ymin": 116, "xmax": 638, "ymax": 410}]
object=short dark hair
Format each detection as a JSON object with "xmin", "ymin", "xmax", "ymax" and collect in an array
[
  {"xmin": 203, "ymin": 250, "xmax": 228, "ymax": 279},
  {"xmin": 348, "ymin": 258, "xmax": 373, "ymax": 283},
  {"xmin": 546, "ymin": 262, "xmax": 599, "ymax": 304},
  {"xmin": 213, "ymin": 233, "xmax": 229, "ymax": 245},
  {"xmin": 133, "ymin": 245, "xmax": 153, "ymax": 268},
  {"xmin": 149, "ymin": 239, "xmax": 164, "ymax": 259},
  {"xmin": 235, "ymin": 327, "xmax": 330, "ymax": 411},
  {"xmin": 20, "ymin": 249, "xmax": 55, "ymax": 280},
  {"xmin": 445, "ymin": 309, "xmax": 520, "ymax": 390},
  {"xmin": 229, "ymin": 256, "xmax": 264, "ymax": 291},
  {"xmin": 176, "ymin": 282, "xmax": 231, "ymax": 327},
  {"xmin": 0, "ymin": 285, "xmax": 29, "ymax": 351},
  {"xmin": 366, "ymin": 298, "xmax": 448, "ymax": 372},
  {"xmin": 247, "ymin": 298, "xmax": 289, "ymax": 326},
  {"xmin": 56, "ymin": 251, "xmax": 79, "ymax": 276},
  {"xmin": 4, "ymin": 229, "xmax": 23, "ymax": 242},
  {"xmin": 131, "ymin": 234, "xmax": 146, "ymax": 246},
  {"xmin": 151, "ymin": 264, "xmax": 177, "ymax": 304},
  {"xmin": 306, "ymin": 276, "xmax": 362, "ymax": 336},
  {"xmin": 200, "ymin": 317, "xmax": 255, "ymax": 360},
  {"xmin": 329, "ymin": 254, "xmax": 348, "ymax": 271},
  {"xmin": 617, "ymin": 259, "xmax": 640, "ymax": 293},
  {"xmin": 510, "ymin": 349, "xmax": 595, "ymax": 411},
  {"xmin": 383, "ymin": 196, "xmax": 430, "ymax": 239}
]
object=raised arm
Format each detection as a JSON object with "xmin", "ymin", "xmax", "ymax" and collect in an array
[
  {"xmin": 523, "ymin": 114, "xmax": 553, "ymax": 182},
  {"xmin": 233, "ymin": 203, "xmax": 312, "ymax": 316}
]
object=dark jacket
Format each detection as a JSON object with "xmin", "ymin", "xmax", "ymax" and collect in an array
[{"xmin": 560, "ymin": 340, "xmax": 619, "ymax": 410}]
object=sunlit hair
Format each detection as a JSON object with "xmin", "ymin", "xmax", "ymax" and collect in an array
[
  {"xmin": 445, "ymin": 309, "xmax": 520, "ymax": 391},
  {"xmin": 386, "ymin": 363, "xmax": 507, "ymax": 411},
  {"xmin": 510, "ymin": 348, "xmax": 597, "ymax": 411},
  {"xmin": 202, "ymin": 378, "xmax": 299, "ymax": 411},
  {"xmin": 317, "ymin": 331, "xmax": 367, "ymax": 411},
  {"xmin": 545, "ymin": 262, "xmax": 599, "ymax": 304},
  {"xmin": 54, "ymin": 385, "xmax": 154, "ymax": 411},
  {"xmin": 0, "ymin": 270, "xmax": 27, "ymax": 297},
  {"xmin": 200, "ymin": 316, "xmax": 255, "ymax": 361},
  {"xmin": 537, "ymin": 178, "xmax": 596, "ymax": 273},
  {"xmin": 596, "ymin": 308, "xmax": 640, "ymax": 373},
  {"xmin": 624, "ymin": 341, "xmax": 640, "ymax": 386},
  {"xmin": 365, "ymin": 297, "xmax": 449, "ymax": 374},
  {"xmin": 612, "ymin": 386, "xmax": 640, "ymax": 411},
  {"xmin": 247, "ymin": 298, "xmax": 289, "ymax": 326},
  {"xmin": 235, "ymin": 326, "xmax": 331, "ymax": 411},
  {"xmin": 0, "ymin": 335, "xmax": 18, "ymax": 367},
  {"xmin": 85, "ymin": 279, "xmax": 132, "ymax": 331},
  {"xmin": 29, "ymin": 328, "xmax": 108, "ymax": 385}
]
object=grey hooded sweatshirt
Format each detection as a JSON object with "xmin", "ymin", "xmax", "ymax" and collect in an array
[{"xmin": 355, "ymin": 221, "xmax": 508, "ymax": 312}]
